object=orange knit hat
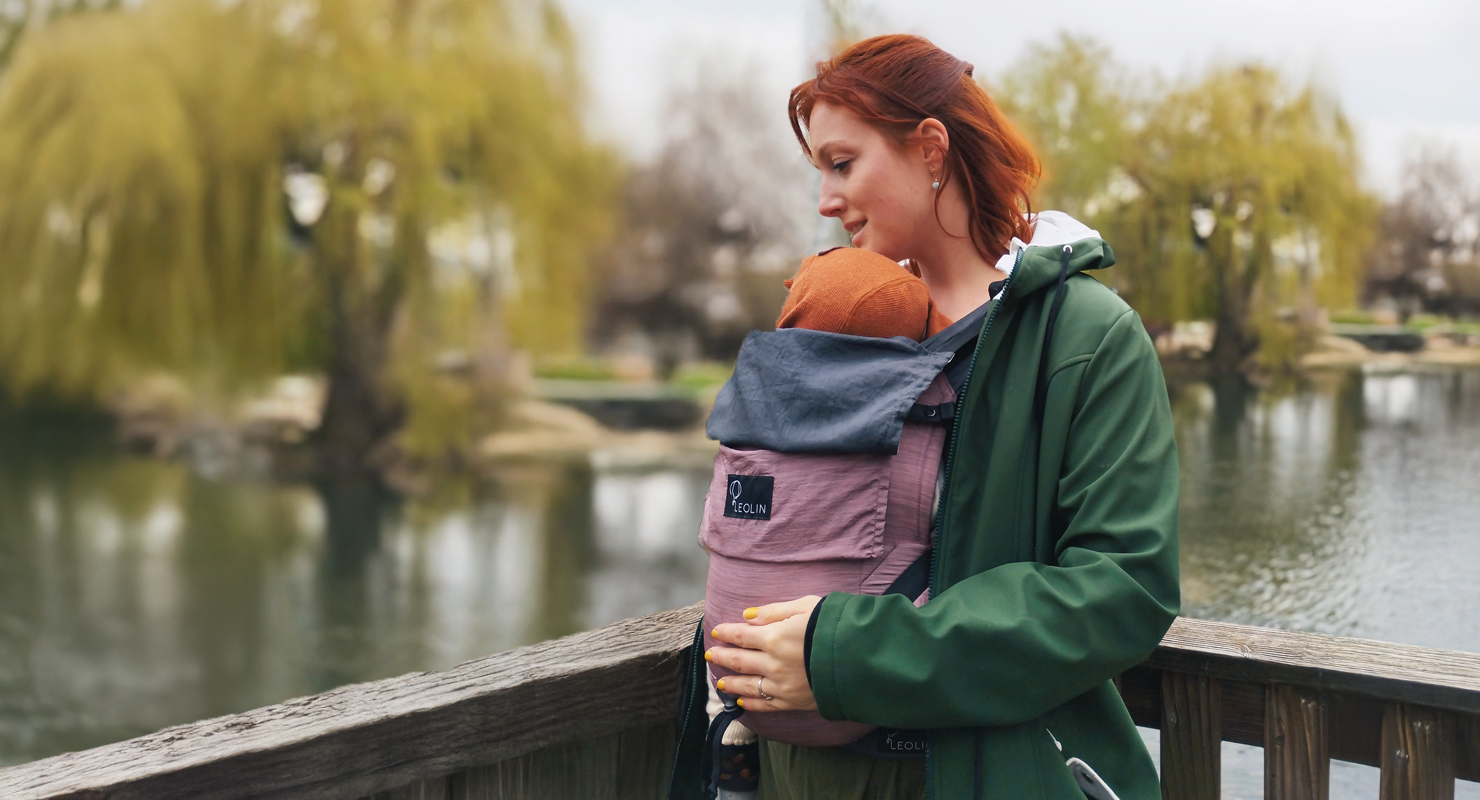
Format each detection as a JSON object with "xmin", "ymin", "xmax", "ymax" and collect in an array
[{"xmin": 777, "ymin": 247, "xmax": 951, "ymax": 341}]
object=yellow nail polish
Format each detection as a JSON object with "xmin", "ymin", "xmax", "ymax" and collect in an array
[
  {"xmin": 704, "ymin": 650, "xmax": 712, "ymax": 662},
  {"xmin": 737, "ymin": 698, "xmax": 745, "ymax": 708},
  {"xmin": 716, "ymin": 679, "xmax": 726, "ymax": 691},
  {"xmin": 711, "ymin": 627, "xmax": 719, "ymax": 638},
  {"xmin": 743, "ymin": 608, "xmax": 758, "ymax": 620}
]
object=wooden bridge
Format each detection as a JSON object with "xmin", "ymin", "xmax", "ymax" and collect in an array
[{"xmin": 0, "ymin": 604, "xmax": 1476, "ymax": 800}]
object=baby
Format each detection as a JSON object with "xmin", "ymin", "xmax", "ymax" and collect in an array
[{"xmin": 776, "ymin": 246, "xmax": 952, "ymax": 340}]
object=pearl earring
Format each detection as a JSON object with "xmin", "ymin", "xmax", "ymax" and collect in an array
[{"xmin": 931, "ymin": 178, "xmax": 939, "ymax": 191}]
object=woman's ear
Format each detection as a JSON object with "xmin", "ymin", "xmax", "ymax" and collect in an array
[{"xmin": 915, "ymin": 118, "xmax": 950, "ymax": 179}]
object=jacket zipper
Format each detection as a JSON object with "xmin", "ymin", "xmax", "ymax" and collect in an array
[{"xmin": 924, "ymin": 247, "xmax": 1024, "ymax": 800}]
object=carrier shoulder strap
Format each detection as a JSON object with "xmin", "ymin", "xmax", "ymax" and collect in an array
[{"xmin": 885, "ymin": 551, "xmax": 932, "ymax": 600}]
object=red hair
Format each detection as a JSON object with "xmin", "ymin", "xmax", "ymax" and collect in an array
[{"xmin": 790, "ymin": 34, "xmax": 1040, "ymax": 260}]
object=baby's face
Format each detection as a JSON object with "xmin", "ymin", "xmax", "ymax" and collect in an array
[{"xmin": 808, "ymin": 102, "xmax": 938, "ymax": 263}]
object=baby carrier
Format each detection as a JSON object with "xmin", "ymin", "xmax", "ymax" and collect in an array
[{"xmin": 696, "ymin": 308, "xmax": 987, "ymax": 795}]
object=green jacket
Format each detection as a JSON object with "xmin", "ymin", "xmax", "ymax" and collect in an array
[{"xmin": 808, "ymin": 236, "xmax": 1180, "ymax": 799}]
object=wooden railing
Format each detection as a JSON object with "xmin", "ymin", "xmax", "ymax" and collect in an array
[
  {"xmin": 0, "ymin": 604, "xmax": 1476, "ymax": 799},
  {"xmin": 1119, "ymin": 617, "xmax": 1480, "ymax": 799}
]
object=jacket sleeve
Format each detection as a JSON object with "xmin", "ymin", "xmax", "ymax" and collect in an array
[{"xmin": 807, "ymin": 309, "xmax": 1181, "ymax": 730}]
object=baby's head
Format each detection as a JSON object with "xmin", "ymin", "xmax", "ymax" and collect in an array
[{"xmin": 776, "ymin": 247, "xmax": 941, "ymax": 341}]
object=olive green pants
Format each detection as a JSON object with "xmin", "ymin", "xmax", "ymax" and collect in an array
[{"xmin": 759, "ymin": 739, "xmax": 926, "ymax": 800}]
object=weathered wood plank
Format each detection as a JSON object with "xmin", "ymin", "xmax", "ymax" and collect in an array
[
  {"xmin": 1159, "ymin": 672, "xmax": 1219, "ymax": 800},
  {"xmin": 1220, "ymin": 679, "xmax": 1266, "ymax": 748},
  {"xmin": 1119, "ymin": 665, "xmax": 1162, "ymax": 730},
  {"xmin": 1456, "ymin": 712, "xmax": 1480, "ymax": 791},
  {"xmin": 371, "ymin": 723, "xmax": 675, "ymax": 800},
  {"xmin": 1264, "ymin": 685, "xmax": 1328, "ymax": 800},
  {"xmin": 1380, "ymin": 704, "xmax": 1456, "ymax": 800},
  {"xmin": 367, "ymin": 776, "xmax": 450, "ymax": 800},
  {"xmin": 0, "ymin": 604, "xmax": 703, "ymax": 800},
  {"xmin": 1329, "ymin": 693, "xmax": 1385, "ymax": 770},
  {"xmin": 1119, "ymin": 668, "xmax": 1264, "ymax": 749},
  {"xmin": 614, "ymin": 722, "xmax": 678, "ymax": 800},
  {"xmin": 1152, "ymin": 618, "xmax": 1480, "ymax": 715},
  {"xmin": 452, "ymin": 733, "xmax": 623, "ymax": 800}
]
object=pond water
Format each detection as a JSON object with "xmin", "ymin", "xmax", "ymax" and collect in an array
[{"xmin": 2, "ymin": 367, "xmax": 1479, "ymax": 795}]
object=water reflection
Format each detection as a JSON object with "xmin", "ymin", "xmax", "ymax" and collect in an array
[
  {"xmin": 1174, "ymin": 367, "xmax": 1480, "ymax": 652},
  {"xmin": 2, "ymin": 367, "xmax": 1479, "ymax": 768},
  {"xmin": 0, "ymin": 416, "xmax": 710, "ymax": 765}
]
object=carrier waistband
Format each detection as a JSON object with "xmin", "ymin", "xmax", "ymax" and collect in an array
[{"xmin": 838, "ymin": 727, "xmax": 929, "ymax": 760}]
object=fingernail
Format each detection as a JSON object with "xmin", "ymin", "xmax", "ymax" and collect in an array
[
  {"xmin": 711, "ymin": 627, "xmax": 719, "ymax": 638},
  {"xmin": 737, "ymin": 698, "xmax": 745, "ymax": 708},
  {"xmin": 743, "ymin": 607, "xmax": 758, "ymax": 620},
  {"xmin": 716, "ymin": 679, "xmax": 726, "ymax": 691},
  {"xmin": 704, "ymin": 650, "xmax": 712, "ymax": 662}
]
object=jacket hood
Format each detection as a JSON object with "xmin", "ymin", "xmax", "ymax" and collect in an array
[
  {"xmin": 918, "ymin": 211, "xmax": 1113, "ymax": 356},
  {"xmin": 1001, "ymin": 210, "xmax": 1117, "ymax": 299}
]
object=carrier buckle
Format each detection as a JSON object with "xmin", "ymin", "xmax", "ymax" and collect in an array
[{"xmin": 907, "ymin": 402, "xmax": 955, "ymax": 424}]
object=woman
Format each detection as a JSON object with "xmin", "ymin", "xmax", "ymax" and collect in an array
[{"xmin": 672, "ymin": 34, "xmax": 1179, "ymax": 800}]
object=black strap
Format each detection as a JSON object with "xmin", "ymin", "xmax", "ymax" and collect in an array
[
  {"xmin": 669, "ymin": 622, "xmax": 711, "ymax": 800},
  {"xmin": 885, "ymin": 550, "xmax": 931, "ymax": 600},
  {"xmin": 1032, "ymin": 246, "xmax": 1074, "ymax": 424},
  {"xmin": 905, "ymin": 401, "xmax": 955, "ymax": 424},
  {"xmin": 702, "ymin": 693, "xmax": 746, "ymax": 795}
]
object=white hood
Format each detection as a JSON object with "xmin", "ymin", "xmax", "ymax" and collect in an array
[{"xmin": 997, "ymin": 210, "xmax": 1101, "ymax": 277}]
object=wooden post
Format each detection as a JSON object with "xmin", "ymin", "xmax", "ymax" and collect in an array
[
  {"xmin": 1379, "ymin": 703, "xmax": 1455, "ymax": 800},
  {"xmin": 1160, "ymin": 672, "xmax": 1220, "ymax": 800},
  {"xmin": 1264, "ymin": 684, "xmax": 1328, "ymax": 800}
]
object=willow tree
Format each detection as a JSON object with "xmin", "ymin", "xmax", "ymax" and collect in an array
[
  {"xmin": 998, "ymin": 43, "xmax": 1377, "ymax": 374},
  {"xmin": 0, "ymin": 0, "xmax": 126, "ymax": 71},
  {"xmin": 0, "ymin": 0, "xmax": 615, "ymax": 470},
  {"xmin": 993, "ymin": 34, "xmax": 1136, "ymax": 221},
  {"xmin": 1110, "ymin": 66, "xmax": 1376, "ymax": 372}
]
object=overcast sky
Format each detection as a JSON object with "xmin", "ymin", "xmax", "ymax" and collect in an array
[{"xmin": 560, "ymin": 0, "xmax": 1480, "ymax": 198}]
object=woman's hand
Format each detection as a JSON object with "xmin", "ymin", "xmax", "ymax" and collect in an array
[{"xmin": 707, "ymin": 595, "xmax": 822, "ymax": 712}]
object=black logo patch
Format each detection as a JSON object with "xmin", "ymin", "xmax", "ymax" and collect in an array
[
  {"xmin": 723, "ymin": 474, "xmax": 773, "ymax": 521},
  {"xmin": 878, "ymin": 729, "xmax": 928, "ymax": 755}
]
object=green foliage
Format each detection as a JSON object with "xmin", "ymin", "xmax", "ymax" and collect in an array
[
  {"xmin": 1329, "ymin": 310, "xmax": 1377, "ymax": 325},
  {"xmin": 533, "ymin": 357, "xmax": 617, "ymax": 381},
  {"xmin": 669, "ymin": 360, "xmax": 734, "ymax": 391},
  {"xmin": 993, "ymin": 35, "xmax": 1135, "ymax": 221},
  {"xmin": 0, "ymin": 0, "xmax": 616, "ymax": 462},
  {"xmin": 997, "ymin": 40, "xmax": 1378, "ymax": 372},
  {"xmin": 0, "ymin": 0, "xmax": 125, "ymax": 72}
]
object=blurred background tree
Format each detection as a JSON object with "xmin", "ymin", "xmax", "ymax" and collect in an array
[
  {"xmin": 589, "ymin": 65, "xmax": 812, "ymax": 376},
  {"xmin": 998, "ymin": 40, "xmax": 1378, "ymax": 374},
  {"xmin": 0, "ymin": 0, "xmax": 616, "ymax": 471},
  {"xmin": 0, "ymin": 0, "xmax": 124, "ymax": 71},
  {"xmin": 994, "ymin": 35, "xmax": 1136, "ymax": 223},
  {"xmin": 1365, "ymin": 146, "xmax": 1480, "ymax": 318}
]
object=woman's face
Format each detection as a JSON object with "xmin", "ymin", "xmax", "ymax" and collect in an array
[{"xmin": 808, "ymin": 102, "xmax": 938, "ymax": 261}]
